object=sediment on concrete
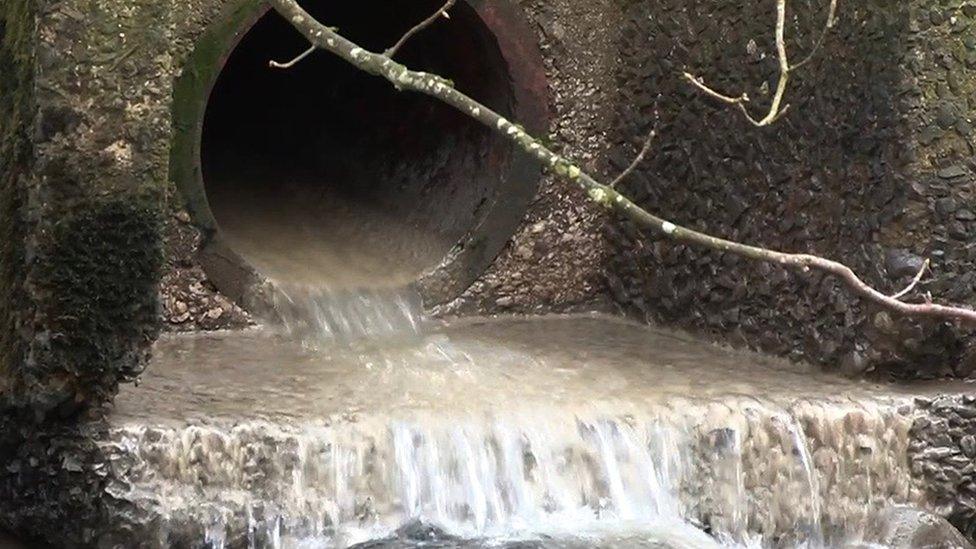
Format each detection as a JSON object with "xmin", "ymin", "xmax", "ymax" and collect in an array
[{"xmin": 2, "ymin": 366, "xmax": 974, "ymax": 547}]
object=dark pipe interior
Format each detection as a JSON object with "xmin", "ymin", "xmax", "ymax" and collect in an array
[{"xmin": 202, "ymin": 0, "xmax": 516, "ymax": 289}]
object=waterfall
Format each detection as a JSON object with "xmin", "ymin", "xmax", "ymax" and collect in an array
[
  {"xmin": 267, "ymin": 282, "xmax": 426, "ymax": 348},
  {"xmin": 111, "ymin": 315, "xmax": 924, "ymax": 547}
]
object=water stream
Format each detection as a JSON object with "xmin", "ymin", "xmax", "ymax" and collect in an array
[
  {"xmin": 108, "ymin": 314, "xmax": 943, "ymax": 548},
  {"xmin": 267, "ymin": 283, "xmax": 426, "ymax": 348}
]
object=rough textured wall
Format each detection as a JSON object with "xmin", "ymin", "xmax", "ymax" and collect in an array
[
  {"xmin": 6, "ymin": 0, "xmax": 174, "ymax": 416},
  {"xmin": 910, "ymin": 395, "xmax": 976, "ymax": 537},
  {"xmin": 606, "ymin": 0, "xmax": 976, "ymax": 378},
  {"xmin": 0, "ymin": 1, "xmax": 35, "ymax": 408},
  {"xmin": 0, "ymin": 417, "xmax": 115, "ymax": 548}
]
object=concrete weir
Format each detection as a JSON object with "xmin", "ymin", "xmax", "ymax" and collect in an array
[{"xmin": 0, "ymin": 316, "xmax": 973, "ymax": 547}]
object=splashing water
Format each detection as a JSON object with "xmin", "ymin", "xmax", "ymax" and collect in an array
[
  {"xmin": 267, "ymin": 282, "xmax": 426, "ymax": 348},
  {"xmin": 112, "ymin": 315, "xmax": 935, "ymax": 547}
]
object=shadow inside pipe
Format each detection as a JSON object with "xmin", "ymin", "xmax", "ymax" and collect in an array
[{"xmin": 201, "ymin": 0, "xmax": 516, "ymax": 290}]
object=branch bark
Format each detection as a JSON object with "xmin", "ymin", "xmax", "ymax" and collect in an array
[{"xmin": 266, "ymin": 0, "xmax": 976, "ymax": 326}]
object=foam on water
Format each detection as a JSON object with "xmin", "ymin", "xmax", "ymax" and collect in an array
[{"xmin": 108, "ymin": 401, "xmax": 915, "ymax": 548}]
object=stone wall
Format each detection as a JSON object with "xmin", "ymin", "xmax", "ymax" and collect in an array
[
  {"xmin": 606, "ymin": 0, "xmax": 976, "ymax": 379},
  {"xmin": 0, "ymin": 0, "xmax": 35, "ymax": 410},
  {"xmin": 0, "ymin": 0, "xmax": 277, "ymax": 416},
  {"xmin": 911, "ymin": 394, "xmax": 976, "ymax": 537}
]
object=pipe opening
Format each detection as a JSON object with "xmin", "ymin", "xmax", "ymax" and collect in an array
[{"xmin": 201, "ymin": 0, "xmax": 524, "ymax": 291}]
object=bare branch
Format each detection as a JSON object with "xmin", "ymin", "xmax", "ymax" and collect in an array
[
  {"xmin": 682, "ymin": 73, "xmax": 765, "ymax": 126},
  {"xmin": 269, "ymin": 45, "xmax": 316, "ymax": 69},
  {"xmin": 268, "ymin": 0, "xmax": 976, "ymax": 326},
  {"xmin": 684, "ymin": 0, "xmax": 838, "ymax": 126},
  {"xmin": 791, "ymin": 0, "xmax": 839, "ymax": 71},
  {"xmin": 385, "ymin": 0, "xmax": 456, "ymax": 59},
  {"xmin": 610, "ymin": 128, "xmax": 657, "ymax": 189},
  {"xmin": 683, "ymin": 0, "xmax": 789, "ymax": 127},
  {"xmin": 683, "ymin": 74, "xmax": 750, "ymax": 105},
  {"xmin": 763, "ymin": 0, "xmax": 791, "ymax": 124},
  {"xmin": 890, "ymin": 259, "xmax": 930, "ymax": 301}
]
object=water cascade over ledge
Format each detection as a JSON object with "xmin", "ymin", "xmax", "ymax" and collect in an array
[{"xmin": 101, "ymin": 315, "xmax": 960, "ymax": 548}]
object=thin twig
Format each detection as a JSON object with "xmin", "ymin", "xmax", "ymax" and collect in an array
[
  {"xmin": 269, "ymin": 45, "xmax": 316, "ymax": 69},
  {"xmin": 269, "ymin": 0, "xmax": 976, "ymax": 326},
  {"xmin": 385, "ymin": 0, "xmax": 456, "ymax": 59},
  {"xmin": 890, "ymin": 259, "xmax": 930, "ymax": 301},
  {"xmin": 610, "ymin": 128, "xmax": 657, "ymax": 188},
  {"xmin": 683, "ymin": 73, "xmax": 764, "ymax": 126},
  {"xmin": 791, "ymin": 0, "xmax": 839, "ymax": 71},
  {"xmin": 684, "ymin": 0, "xmax": 811, "ymax": 127}
]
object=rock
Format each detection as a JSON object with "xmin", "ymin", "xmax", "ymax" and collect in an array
[
  {"xmin": 862, "ymin": 506, "xmax": 973, "ymax": 548},
  {"xmin": 885, "ymin": 249, "xmax": 926, "ymax": 278},
  {"xmin": 955, "ymin": 347, "xmax": 976, "ymax": 378},
  {"xmin": 957, "ymin": 209, "xmax": 976, "ymax": 221},
  {"xmin": 950, "ymin": 221, "xmax": 969, "ymax": 239},
  {"xmin": 348, "ymin": 519, "xmax": 462, "ymax": 548},
  {"xmin": 395, "ymin": 519, "xmax": 454, "ymax": 542},
  {"xmin": 840, "ymin": 350, "xmax": 869, "ymax": 376},
  {"xmin": 938, "ymin": 165, "xmax": 969, "ymax": 179},
  {"xmin": 495, "ymin": 296, "xmax": 514, "ymax": 308},
  {"xmin": 936, "ymin": 104, "xmax": 958, "ymax": 129},
  {"xmin": 936, "ymin": 197, "xmax": 959, "ymax": 218},
  {"xmin": 963, "ymin": 435, "xmax": 976, "ymax": 458}
]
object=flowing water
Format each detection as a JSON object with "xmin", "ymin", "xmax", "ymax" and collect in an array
[
  {"xmin": 108, "ymin": 314, "xmax": 954, "ymax": 548},
  {"xmin": 267, "ymin": 283, "xmax": 426, "ymax": 348}
]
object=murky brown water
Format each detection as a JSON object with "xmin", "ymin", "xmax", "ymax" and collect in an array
[
  {"xmin": 109, "ymin": 315, "xmax": 967, "ymax": 548},
  {"xmin": 116, "ymin": 315, "xmax": 931, "ymax": 424}
]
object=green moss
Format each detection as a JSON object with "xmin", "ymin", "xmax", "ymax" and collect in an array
[
  {"xmin": 0, "ymin": 0, "xmax": 36, "ymax": 404},
  {"xmin": 27, "ymin": 198, "xmax": 163, "ymax": 412},
  {"xmin": 169, "ymin": 0, "xmax": 265, "ymax": 235}
]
